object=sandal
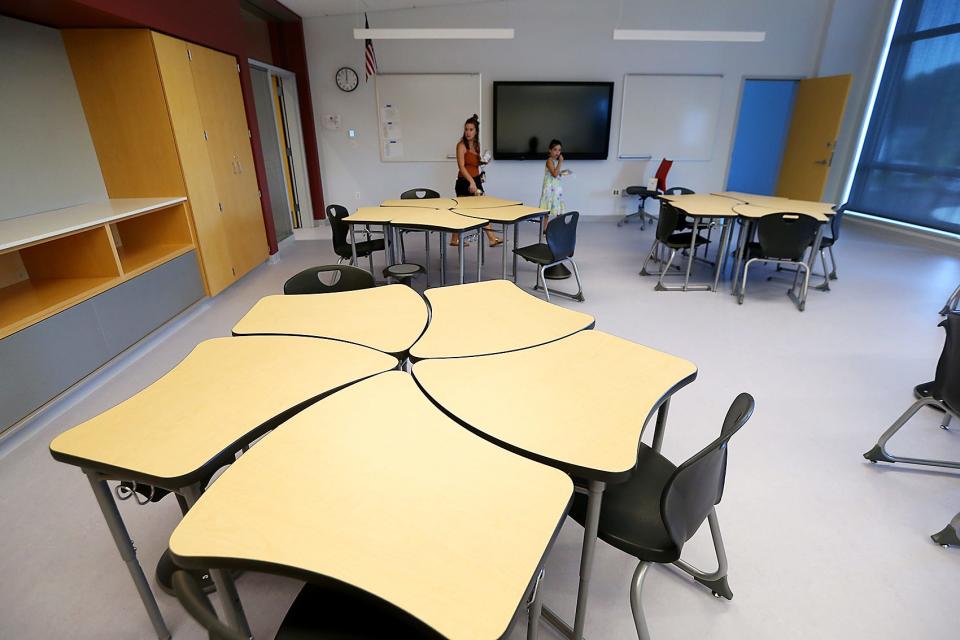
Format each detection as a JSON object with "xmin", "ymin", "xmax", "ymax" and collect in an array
[{"xmin": 489, "ymin": 237, "xmax": 504, "ymax": 248}]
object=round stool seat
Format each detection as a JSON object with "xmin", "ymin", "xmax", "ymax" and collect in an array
[
  {"xmin": 383, "ymin": 263, "xmax": 424, "ymax": 285},
  {"xmin": 544, "ymin": 264, "xmax": 572, "ymax": 280}
]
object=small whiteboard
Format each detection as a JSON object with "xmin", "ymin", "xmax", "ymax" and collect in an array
[
  {"xmin": 618, "ymin": 74, "xmax": 724, "ymax": 161},
  {"xmin": 375, "ymin": 73, "xmax": 481, "ymax": 162}
]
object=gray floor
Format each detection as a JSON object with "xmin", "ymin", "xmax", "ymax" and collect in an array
[{"xmin": 1, "ymin": 217, "xmax": 959, "ymax": 639}]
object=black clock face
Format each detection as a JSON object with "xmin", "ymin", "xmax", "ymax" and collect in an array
[{"xmin": 336, "ymin": 67, "xmax": 359, "ymax": 92}]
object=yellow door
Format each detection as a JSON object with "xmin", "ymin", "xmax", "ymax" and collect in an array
[
  {"xmin": 775, "ymin": 74, "xmax": 852, "ymax": 200},
  {"xmin": 188, "ymin": 44, "xmax": 269, "ymax": 281},
  {"xmin": 152, "ymin": 33, "xmax": 236, "ymax": 296}
]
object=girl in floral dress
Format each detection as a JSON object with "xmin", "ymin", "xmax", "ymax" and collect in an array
[{"xmin": 539, "ymin": 139, "xmax": 564, "ymax": 229}]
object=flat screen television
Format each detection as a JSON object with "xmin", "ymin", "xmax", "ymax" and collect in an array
[{"xmin": 493, "ymin": 81, "xmax": 614, "ymax": 160}]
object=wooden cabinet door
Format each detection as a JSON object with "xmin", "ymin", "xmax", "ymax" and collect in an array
[
  {"xmin": 152, "ymin": 33, "xmax": 235, "ymax": 296},
  {"xmin": 187, "ymin": 44, "xmax": 268, "ymax": 280}
]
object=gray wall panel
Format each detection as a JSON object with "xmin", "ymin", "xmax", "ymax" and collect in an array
[
  {"xmin": 93, "ymin": 251, "xmax": 204, "ymax": 355},
  {"xmin": 251, "ymin": 67, "xmax": 294, "ymax": 241},
  {"xmin": 0, "ymin": 301, "xmax": 110, "ymax": 429}
]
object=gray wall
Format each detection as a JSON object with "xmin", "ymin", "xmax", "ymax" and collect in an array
[
  {"xmin": 0, "ymin": 16, "xmax": 108, "ymax": 221},
  {"xmin": 304, "ymin": 0, "xmax": 895, "ymax": 214}
]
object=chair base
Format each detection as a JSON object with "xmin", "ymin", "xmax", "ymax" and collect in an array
[
  {"xmin": 532, "ymin": 258, "xmax": 585, "ymax": 302},
  {"xmin": 863, "ymin": 397, "xmax": 960, "ymax": 470},
  {"xmin": 931, "ymin": 512, "xmax": 960, "ymax": 548},
  {"xmin": 156, "ymin": 550, "xmax": 215, "ymax": 597}
]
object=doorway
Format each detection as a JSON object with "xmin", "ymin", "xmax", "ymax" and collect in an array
[
  {"xmin": 727, "ymin": 79, "xmax": 799, "ymax": 195},
  {"xmin": 249, "ymin": 60, "xmax": 314, "ymax": 242}
]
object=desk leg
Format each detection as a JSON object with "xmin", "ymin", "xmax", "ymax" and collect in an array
[
  {"xmin": 652, "ymin": 398, "xmax": 671, "ymax": 452},
  {"xmin": 477, "ymin": 230, "xmax": 483, "ymax": 281},
  {"xmin": 731, "ymin": 219, "xmax": 751, "ymax": 295},
  {"xmin": 349, "ymin": 225, "xmax": 359, "ymax": 268},
  {"xmin": 712, "ymin": 219, "xmax": 733, "ymax": 292},
  {"xmin": 682, "ymin": 218, "xmax": 700, "ymax": 291},
  {"xmin": 502, "ymin": 222, "xmax": 509, "ymax": 281},
  {"xmin": 440, "ymin": 232, "xmax": 446, "ymax": 286},
  {"xmin": 85, "ymin": 472, "xmax": 171, "ymax": 640},
  {"xmin": 181, "ymin": 485, "xmax": 252, "ymax": 638},
  {"xmin": 425, "ymin": 231, "xmax": 431, "ymax": 287},
  {"xmin": 527, "ymin": 569, "xmax": 545, "ymax": 640},
  {"xmin": 573, "ymin": 480, "xmax": 606, "ymax": 639},
  {"xmin": 513, "ymin": 221, "xmax": 520, "ymax": 282},
  {"xmin": 459, "ymin": 241, "xmax": 465, "ymax": 285}
]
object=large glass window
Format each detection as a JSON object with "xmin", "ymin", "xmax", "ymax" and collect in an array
[{"xmin": 848, "ymin": 0, "xmax": 960, "ymax": 234}]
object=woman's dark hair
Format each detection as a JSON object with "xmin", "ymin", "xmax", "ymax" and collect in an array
[
  {"xmin": 460, "ymin": 114, "xmax": 480, "ymax": 152},
  {"xmin": 549, "ymin": 139, "xmax": 562, "ymax": 150}
]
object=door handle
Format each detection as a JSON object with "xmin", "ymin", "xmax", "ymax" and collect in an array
[{"xmin": 814, "ymin": 159, "xmax": 828, "ymax": 165}]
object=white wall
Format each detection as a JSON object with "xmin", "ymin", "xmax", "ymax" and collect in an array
[
  {"xmin": 303, "ymin": 0, "xmax": 893, "ymax": 215},
  {"xmin": 0, "ymin": 16, "xmax": 108, "ymax": 221}
]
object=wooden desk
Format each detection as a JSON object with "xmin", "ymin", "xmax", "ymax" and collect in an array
[
  {"xmin": 345, "ymin": 208, "xmax": 410, "ymax": 276},
  {"xmin": 732, "ymin": 203, "xmax": 830, "ymax": 222},
  {"xmin": 380, "ymin": 197, "xmax": 458, "ymax": 209},
  {"xmin": 711, "ymin": 191, "xmax": 789, "ymax": 206},
  {"xmin": 453, "ymin": 195, "xmax": 522, "ymax": 209},
  {"xmin": 389, "ymin": 209, "xmax": 489, "ymax": 285},
  {"xmin": 410, "ymin": 280, "xmax": 595, "ymax": 360},
  {"xmin": 657, "ymin": 194, "xmax": 738, "ymax": 292},
  {"xmin": 453, "ymin": 205, "xmax": 550, "ymax": 279},
  {"xmin": 50, "ymin": 336, "xmax": 398, "ymax": 638},
  {"xmin": 169, "ymin": 372, "xmax": 572, "ymax": 640},
  {"xmin": 412, "ymin": 330, "xmax": 696, "ymax": 639},
  {"xmin": 232, "ymin": 286, "xmax": 429, "ymax": 357}
]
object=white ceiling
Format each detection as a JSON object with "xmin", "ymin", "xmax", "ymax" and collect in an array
[{"xmin": 280, "ymin": 0, "xmax": 495, "ymax": 18}]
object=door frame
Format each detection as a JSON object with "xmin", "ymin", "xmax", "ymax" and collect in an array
[
  {"xmin": 248, "ymin": 59, "xmax": 315, "ymax": 228},
  {"xmin": 723, "ymin": 75, "xmax": 805, "ymax": 192}
]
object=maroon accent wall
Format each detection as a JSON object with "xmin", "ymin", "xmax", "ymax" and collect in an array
[{"xmin": 0, "ymin": 0, "xmax": 328, "ymax": 249}]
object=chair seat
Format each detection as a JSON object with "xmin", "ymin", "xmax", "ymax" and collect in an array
[
  {"xmin": 570, "ymin": 445, "xmax": 681, "ymax": 563},
  {"xmin": 339, "ymin": 238, "xmax": 385, "ymax": 260},
  {"xmin": 663, "ymin": 232, "xmax": 709, "ymax": 250},
  {"xmin": 513, "ymin": 243, "xmax": 556, "ymax": 265},
  {"xmin": 745, "ymin": 241, "xmax": 804, "ymax": 262},
  {"xmin": 383, "ymin": 263, "xmax": 424, "ymax": 279},
  {"xmin": 275, "ymin": 582, "xmax": 442, "ymax": 640}
]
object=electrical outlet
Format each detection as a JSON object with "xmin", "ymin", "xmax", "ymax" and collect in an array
[
  {"xmin": 612, "ymin": 188, "xmax": 620, "ymax": 196},
  {"xmin": 355, "ymin": 191, "xmax": 361, "ymax": 200}
]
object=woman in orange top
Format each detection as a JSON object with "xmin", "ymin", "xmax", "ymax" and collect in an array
[{"xmin": 453, "ymin": 114, "xmax": 501, "ymax": 247}]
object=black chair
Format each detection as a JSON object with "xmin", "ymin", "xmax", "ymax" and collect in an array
[
  {"xmin": 737, "ymin": 212, "xmax": 819, "ymax": 311},
  {"xmin": 865, "ymin": 311, "xmax": 960, "ymax": 471},
  {"xmin": 811, "ymin": 203, "xmax": 845, "ymax": 291},
  {"xmin": 514, "ymin": 211, "xmax": 584, "ymax": 302},
  {"xmin": 400, "ymin": 188, "xmax": 440, "ymax": 200},
  {"xmin": 283, "ymin": 265, "xmax": 374, "ymax": 295},
  {"xmin": 639, "ymin": 202, "xmax": 710, "ymax": 291},
  {"xmin": 942, "ymin": 283, "xmax": 960, "ymax": 317},
  {"xmin": 397, "ymin": 188, "xmax": 440, "ymax": 262},
  {"xmin": 569, "ymin": 393, "xmax": 755, "ymax": 639},
  {"xmin": 327, "ymin": 204, "xmax": 385, "ymax": 272},
  {"xmin": 172, "ymin": 571, "xmax": 444, "ymax": 640}
]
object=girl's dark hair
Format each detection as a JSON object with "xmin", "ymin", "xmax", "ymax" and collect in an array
[
  {"xmin": 549, "ymin": 139, "xmax": 562, "ymax": 149},
  {"xmin": 461, "ymin": 114, "xmax": 480, "ymax": 152}
]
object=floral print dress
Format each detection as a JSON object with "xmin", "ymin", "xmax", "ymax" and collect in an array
[{"xmin": 539, "ymin": 162, "xmax": 564, "ymax": 218}]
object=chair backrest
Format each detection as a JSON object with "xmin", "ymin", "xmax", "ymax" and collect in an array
[
  {"xmin": 830, "ymin": 203, "xmax": 847, "ymax": 241},
  {"xmin": 283, "ymin": 265, "xmax": 375, "ymax": 295},
  {"xmin": 326, "ymin": 204, "xmax": 352, "ymax": 256},
  {"xmin": 546, "ymin": 211, "xmax": 579, "ymax": 261},
  {"xmin": 663, "ymin": 186, "xmax": 694, "ymax": 196},
  {"xmin": 654, "ymin": 159, "xmax": 673, "ymax": 192},
  {"xmin": 655, "ymin": 201, "xmax": 685, "ymax": 242},
  {"xmin": 400, "ymin": 188, "xmax": 440, "ymax": 200},
  {"xmin": 933, "ymin": 311, "xmax": 960, "ymax": 412},
  {"xmin": 661, "ymin": 393, "xmax": 755, "ymax": 547},
  {"xmin": 757, "ymin": 212, "xmax": 820, "ymax": 261}
]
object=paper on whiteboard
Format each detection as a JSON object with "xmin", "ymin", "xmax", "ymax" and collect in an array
[
  {"xmin": 383, "ymin": 121, "xmax": 402, "ymax": 138},
  {"xmin": 381, "ymin": 105, "xmax": 399, "ymax": 121},
  {"xmin": 384, "ymin": 139, "xmax": 404, "ymax": 159}
]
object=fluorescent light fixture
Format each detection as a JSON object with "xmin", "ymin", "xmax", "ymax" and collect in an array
[
  {"xmin": 354, "ymin": 28, "xmax": 514, "ymax": 40},
  {"xmin": 613, "ymin": 29, "xmax": 765, "ymax": 42}
]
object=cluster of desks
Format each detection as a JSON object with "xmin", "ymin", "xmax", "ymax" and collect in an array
[
  {"xmin": 49, "ymin": 280, "xmax": 698, "ymax": 640},
  {"xmin": 347, "ymin": 195, "xmax": 550, "ymax": 285},
  {"xmin": 655, "ymin": 190, "xmax": 837, "ymax": 301}
]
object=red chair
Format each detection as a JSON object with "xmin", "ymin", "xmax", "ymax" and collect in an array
[{"xmin": 619, "ymin": 159, "xmax": 673, "ymax": 228}]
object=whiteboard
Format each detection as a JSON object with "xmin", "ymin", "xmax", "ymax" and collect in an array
[
  {"xmin": 375, "ymin": 73, "xmax": 481, "ymax": 162},
  {"xmin": 618, "ymin": 74, "xmax": 724, "ymax": 161}
]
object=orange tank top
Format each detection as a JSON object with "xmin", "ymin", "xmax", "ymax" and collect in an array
[{"xmin": 462, "ymin": 146, "xmax": 481, "ymax": 178}]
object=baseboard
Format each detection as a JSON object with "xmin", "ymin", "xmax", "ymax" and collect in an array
[{"xmin": 846, "ymin": 211, "xmax": 960, "ymax": 249}]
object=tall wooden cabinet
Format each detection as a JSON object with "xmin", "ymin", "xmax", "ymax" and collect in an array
[{"xmin": 63, "ymin": 30, "xmax": 268, "ymax": 296}]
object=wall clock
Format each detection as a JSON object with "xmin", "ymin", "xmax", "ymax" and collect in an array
[{"xmin": 335, "ymin": 66, "xmax": 359, "ymax": 92}]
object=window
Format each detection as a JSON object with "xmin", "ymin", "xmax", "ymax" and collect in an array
[{"xmin": 848, "ymin": 0, "xmax": 960, "ymax": 234}]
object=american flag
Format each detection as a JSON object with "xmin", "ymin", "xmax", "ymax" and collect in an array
[{"xmin": 364, "ymin": 13, "xmax": 378, "ymax": 81}]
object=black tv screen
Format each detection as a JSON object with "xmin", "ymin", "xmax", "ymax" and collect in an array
[{"xmin": 493, "ymin": 81, "xmax": 614, "ymax": 160}]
